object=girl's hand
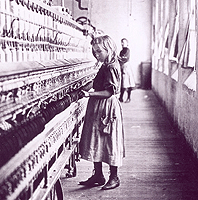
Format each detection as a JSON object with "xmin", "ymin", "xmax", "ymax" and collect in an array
[{"xmin": 79, "ymin": 90, "xmax": 90, "ymax": 98}]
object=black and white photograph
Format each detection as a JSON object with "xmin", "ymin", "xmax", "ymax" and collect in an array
[{"xmin": 0, "ymin": 0, "xmax": 198, "ymax": 199}]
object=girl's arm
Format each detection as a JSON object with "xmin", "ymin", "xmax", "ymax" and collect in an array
[{"xmin": 81, "ymin": 88, "xmax": 113, "ymax": 98}]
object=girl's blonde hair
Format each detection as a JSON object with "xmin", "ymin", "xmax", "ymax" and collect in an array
[{"xmin": 91, "ymin": 35, "xmax": 117, "ymax": 64}]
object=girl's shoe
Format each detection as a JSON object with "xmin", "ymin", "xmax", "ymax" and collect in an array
[
  {"xmin": 101, "ymin": 176, "xmax": 120, "ymax": 190},
  {"xmin": 125, "ymin": 98, "xmax": 131, "ymax": 103},
  {"xmin": 119, "ymin": 98, "xmax": 123, "ymax": 102},
  {"xmin": 79, "ymin": 174, "xmax": 106, "ymax": 187}
]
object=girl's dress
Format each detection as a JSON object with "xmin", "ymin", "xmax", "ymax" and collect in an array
[{"xmin": 79, "ymin": 60, "xmax": 125, "ymax": 167}]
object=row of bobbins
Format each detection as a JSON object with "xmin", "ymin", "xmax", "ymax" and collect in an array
[{"xmin": 0, "ymin": 0, "xmax": 84, "ymax": 63}]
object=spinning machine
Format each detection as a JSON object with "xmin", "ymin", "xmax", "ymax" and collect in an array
[{"xmin": 0, "ymin": 0, "xmax": 97, "ymax": 199}]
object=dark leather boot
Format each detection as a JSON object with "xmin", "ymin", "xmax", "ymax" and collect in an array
[
  {"xmin": 125, "ymin": 98, "xmax": 131, "ymax": 103},
  {"xmin": 79, "ymin": 173, "xmax": 106, "ymax": 187},
  {"xmin": 79, "ymin": 162, "xmax": 105, "ymax": 187},
  {"xmin": 101, "ymin": 175, "xmax": 120, "ymax": 190}
]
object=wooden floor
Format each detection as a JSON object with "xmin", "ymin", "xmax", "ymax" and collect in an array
[{"xmin": 60, "ymin": 89, "xmax": 198, "ymax": 200}]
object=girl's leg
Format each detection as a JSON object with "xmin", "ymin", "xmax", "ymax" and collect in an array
[
  {"xmin": 126, "ymin": 87, "xmax": 132, "ymax": 102},
  {"xmin": 94, "ymin": 162, "xmax": 103, "ymax": 176},
  {"xmin": 119, "ymin": 88, "xmax": 126, "ymax": 102}
]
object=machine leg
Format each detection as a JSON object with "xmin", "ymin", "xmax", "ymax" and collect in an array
[{"xmin": 47, "ymin": 179, "xmax": 63, "ymax": 200}]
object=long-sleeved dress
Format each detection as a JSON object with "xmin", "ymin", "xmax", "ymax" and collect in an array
[
  {"xmin": 119, "ymin": 47, "xmax": 135, "ymax": 88},
  {"xmin": 79, "ymin": 59, "xmax": 125, "ymax": 167}
]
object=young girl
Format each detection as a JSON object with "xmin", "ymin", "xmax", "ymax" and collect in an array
[
  {"xmin": 79, "ymin": 35, "xmax": 125, "ymax": 190},
  {"xmin": 118, "ymin": 38, "xmax": 135, "ymax": 102}
]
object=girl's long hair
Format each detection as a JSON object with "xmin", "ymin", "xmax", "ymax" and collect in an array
[{"xmin": 91, "ymin": 35, "xmax": 117, "ymax": 64}]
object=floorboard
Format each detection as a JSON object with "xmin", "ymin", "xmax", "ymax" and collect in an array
[{"xmin": 60, "ymin": 89, "xmax": 198, "ymax": 200}]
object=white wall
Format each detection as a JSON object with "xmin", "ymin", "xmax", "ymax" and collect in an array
[{"xmin": 130, "ymin": 0, "xmax": 152, "ymax": 84}]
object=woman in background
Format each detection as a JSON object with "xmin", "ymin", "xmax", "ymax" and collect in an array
[
  {"xmin": 79, "ymin": 35, "xmax": 125, "ymax": 190},
  {"xmin": 118, "ymin": 38, "xmax": 135, "ymax": 103}
]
